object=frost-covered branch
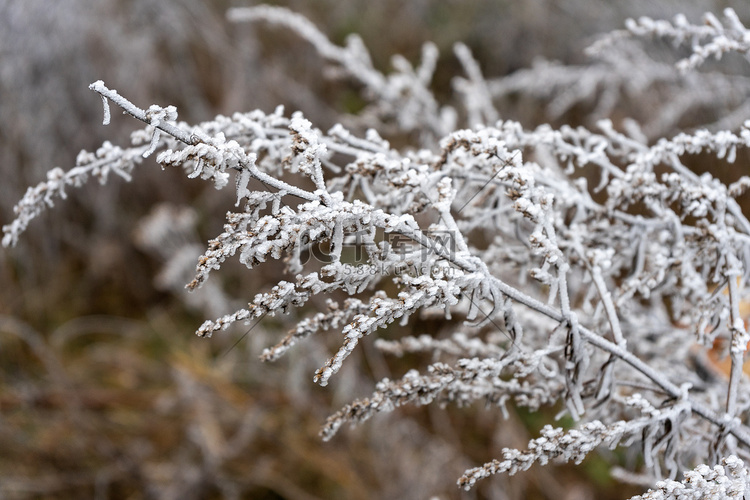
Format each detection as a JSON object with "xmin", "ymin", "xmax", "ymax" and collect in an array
[
  {"xmin": 460, "ymin": 392, "xmax": 693, "ymax": 490},
  {"xmin": 7, "ymin": 5, "xmax": 750, "ymax": 498},
  {"xmin": 590, "ymin": 8, "xmax": 750, "ymax": 73},
  {"xmin": 630, "ymin": 455, "xmax": 749, "ymax": 500}
]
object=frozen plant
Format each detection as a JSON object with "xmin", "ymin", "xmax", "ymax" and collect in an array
[{"xmin": 6, "ymin": 5, "xmax": 750, "ymax": 498}]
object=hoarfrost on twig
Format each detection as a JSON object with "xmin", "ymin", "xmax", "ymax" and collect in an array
[{"xmin": 6, "ymin": 5, "xmax": 750, "ymax": 498}]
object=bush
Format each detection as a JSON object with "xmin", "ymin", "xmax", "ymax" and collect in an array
[{"xmin": 5, "ymin": 4, "xmax": 750, "ymax": 499}]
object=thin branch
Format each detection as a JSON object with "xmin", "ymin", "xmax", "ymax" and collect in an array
[{"xmin": 89, "ymin": 81, "xmax": 319, "ymax": 204}]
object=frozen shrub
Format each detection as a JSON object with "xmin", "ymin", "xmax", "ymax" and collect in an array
[{"xmin": 5, "ymin": 5, "xmax": 750, "ymax": 498}]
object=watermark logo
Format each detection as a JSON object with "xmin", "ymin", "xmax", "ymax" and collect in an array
[{"xmin": 300, "ymin": 228, "xmax": 456, "ymax": 274}]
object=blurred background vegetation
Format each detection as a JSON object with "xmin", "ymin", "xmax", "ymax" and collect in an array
[{"xmin": 2, "ymin": 1, "xmax": 750, "ymax": 498}]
